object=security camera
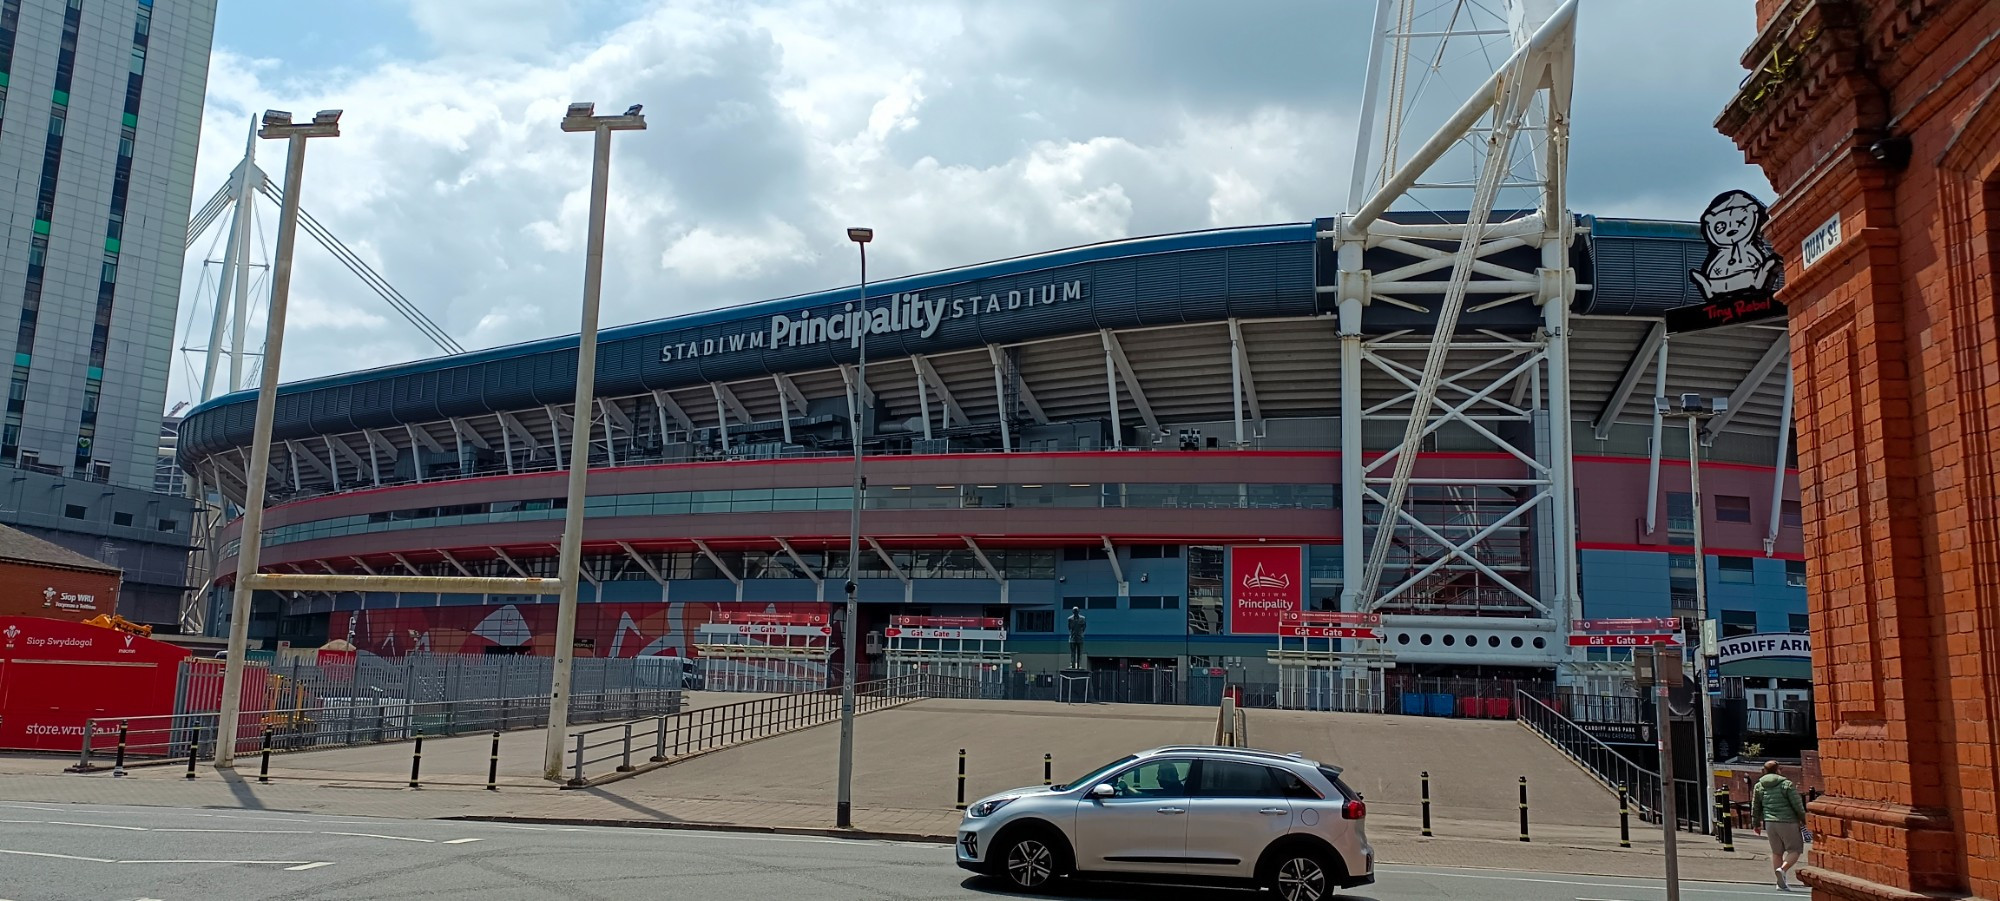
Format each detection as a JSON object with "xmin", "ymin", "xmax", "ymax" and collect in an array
[{"xmin": 844, "ymin": 580, "xmax": 858, "ymax": 595}]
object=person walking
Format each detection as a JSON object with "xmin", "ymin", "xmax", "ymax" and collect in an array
[{"xmin": 1751, "ymin": 760, "xmax": 1809, "ymax": 890}]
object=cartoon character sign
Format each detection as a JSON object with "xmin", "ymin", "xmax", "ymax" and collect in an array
[{"xmin": 1690, "ymin": 189, "xmax": 1782, "ymax": 302}]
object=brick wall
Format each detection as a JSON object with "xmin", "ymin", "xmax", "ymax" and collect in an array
[{"xmin": 1716, "ymin": 1, "xmax": 2000, "ymax": 898}]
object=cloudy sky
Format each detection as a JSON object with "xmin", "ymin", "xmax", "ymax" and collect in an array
[{"xmin": 168, "ymin": 0, "xmax": 1766, "ymax": 409}]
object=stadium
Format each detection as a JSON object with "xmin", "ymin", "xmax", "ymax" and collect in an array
[{"xmin": 174, "ymin": 212, "xmax": 1807, "ymax": 715}]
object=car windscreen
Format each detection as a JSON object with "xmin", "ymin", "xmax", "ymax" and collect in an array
[{"xmin": 1056, "ymin": 754, "xmax": 1139, "ymax": 791}]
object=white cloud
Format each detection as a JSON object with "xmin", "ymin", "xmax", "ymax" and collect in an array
[{"xmin": 172, "ymin": 0, "xmax": 1765, "ymax": 410}]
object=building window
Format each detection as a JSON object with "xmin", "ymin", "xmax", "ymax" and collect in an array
[
  {"xmin": 1666, "ymin": 492, "xmax": 1694, "ymax": 537},
  {"xmin": 1781, "ymin": 500, "xmax": 1802, "ymax": 528},
  {"xmin": 1718, "ymin": 557, "xmax": 1754, "ymax": 584},
  {"xmin": 157, "ymin": 519, "xmax": 178, "ymax": 532},
  {"xmin": 1086, "ymin": 596, "xmax": 1118, "ymax": 609},
  {"xmin": 1720, "ymin": 609, "xmax": 1758, "ymax": 638},
  {"xmin": 112, "ymin": 511, "xmax": 131, "ymax": 527},
  {"xmin": 1667, "ymin": 553, "xmax": 1695, "ymax": 574},
  {"xmin": 1013, "ymin": 610, "xmax": 1054, "ymax": 633},
  {"xmin": 1785, "ymin": 559, "xmax": 1806, "ymax": 588},
  {"xmin": 1060, "ymin": 597, "xmax": 1085, "ymax": 610},
  {"xmin": 1062, "ymin": 546, "xmax": 1108, "ymax": 561},
  {"xmin": 63, "ymin": 504, "xmax": 85, "ymax": 519},
  {"xmin": 1789, "ymin": 613, "xmax": 1809, "ymax": 634},
  {"xmin": 1714, "ymin": 494, "xmax": 1753, "ymax": 524},
  {"xmin": 1128, "ymin": 545, "xmax": 1180, "ymax": 559},
  {"xmin": 1129, "ymin": 595, "xmax": 1180, "ymax": 609}
]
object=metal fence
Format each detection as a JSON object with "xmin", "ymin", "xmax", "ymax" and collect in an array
[
  {"xmin": 1514, "ymin": 690, "xmax": 1703, "ymax": 831},
  {"xmin": 181, "ymin": 654, "xmax": 676, "ymax": 718},
  {"xmin": 75, "ymin": 688, "xmax": 681, "ymax": 773},
  {"xmin": 563, "ymin": 674, "xmax": 973, "ymax": 785}
]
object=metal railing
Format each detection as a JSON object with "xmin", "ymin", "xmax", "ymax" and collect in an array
[
  {"xmin": 75, "ymin": 688, "xmax": 680, "ymax": 772},
  {"xmin": 563, "ymin": 674, "xmax": 970, "ymax": 786},
  {"xmin": 1514, "ymin": 690, "xmax": 1703, "ymax": 831},
  {"xmin": 1744, "ymin": 706, "xmax": 1810, "ymax": 736}
]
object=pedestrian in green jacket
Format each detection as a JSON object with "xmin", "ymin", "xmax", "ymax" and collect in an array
[{"xmin": 1751, "ymin": 760, "xmax": 1809, "ymax": 891}]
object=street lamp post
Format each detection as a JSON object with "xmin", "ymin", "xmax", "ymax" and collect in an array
[
  {"xmin": 836, "ymin": 226, "xmax": 872, "ymax": 829},
  {"xmin": 543, "ymin": 102, "xmax": 646, "ymax": 782},
  {"xmin": 1656, "ymin": 392, "xmax": 1726, "ymax": 835},
  {"xmin": 215, "ymin": 109, "xmax": 341, "ymax": 768}
]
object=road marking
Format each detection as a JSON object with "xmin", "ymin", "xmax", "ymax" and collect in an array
[
  {"xmin": 49, "ymin": 821, "xmax": 146, "ymax": 831},
  {"xmin": 116, "ymin": 860, "xmax": 316, "ymax": 866},
  {"xmin": 476, "ymin": 824, "xmax": 547, "ymax": 831},
  {"xmin": 321, "ymin": 832, "xmax": 435, "ymax": 843},
  {"xmin": 441, "ymin": 838, "xmax": 483, "ymax": 845},
  {"xmin": 0, "ymin": 849, "xmax": 113, "ymax": 863},
  {"xmin": 0, "ymin": 803, "xmax": 58, "ymax": 811},
  {"xmin": 1383, "ymin": 867, "xmax": 1786, "ymax": 897},
  {"xmin": 285, "ymin": 862, "xmax": 336, "ymax": 871}
]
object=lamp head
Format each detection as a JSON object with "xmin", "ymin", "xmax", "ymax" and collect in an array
[
  {"xmin": 261, "ymin": 109, "xmax": 293, "ymax": 127},
  {"xmin": 312, "ymin": 109, "xmax": 343, "ymax": 126},
  {"xmin": 1653, "ymin": 396, "xmax": 1671, "ymax": 414},
  {"xmin": 566, "ymin": 102, "xmax": 596, "ymax": 118},
  {"xmin": 846, "ymin": 227, "xmax": 874, "ymax": 244}
]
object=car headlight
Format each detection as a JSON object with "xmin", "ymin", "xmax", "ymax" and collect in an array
[{"xmin": 967, "ymin": 797, "xmax": 1018, "ymax": 818}]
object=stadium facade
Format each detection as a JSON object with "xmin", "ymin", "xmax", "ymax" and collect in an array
[{"xmin": 176, "ymin": 216, "xmax": 1805, "ymax": 705}]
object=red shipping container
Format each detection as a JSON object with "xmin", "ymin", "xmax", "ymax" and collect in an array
[{"xmin": 0, "ymin": 616, "xmax": 188, "ymax": 752}]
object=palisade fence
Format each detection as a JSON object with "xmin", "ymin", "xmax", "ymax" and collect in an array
[
  {"xmin": 1514, "ymin": 690, "xmax": 1703, "ymax": 832},
  {"xmin": 180, "ymin": 654, "xmax": 672, "ymax": 715}
]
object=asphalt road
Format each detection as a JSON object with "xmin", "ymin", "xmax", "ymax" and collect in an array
[{"xmin": 0, "ymin": 802, "xmax": 1791, "ymax": 901}]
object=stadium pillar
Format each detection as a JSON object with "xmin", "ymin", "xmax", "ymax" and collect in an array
[
  {"xmin": 545, "ymin": 103, "xmax": 646, "ymax": 782},
  {"xmin": 215, "ymin": 110, "xmax": 340, "ymax": 768}
]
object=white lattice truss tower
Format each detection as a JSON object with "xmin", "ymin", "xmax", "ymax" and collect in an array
[{"xmin": 1334, "ymin": 0, "xmax": 1582, "ymax": 631}]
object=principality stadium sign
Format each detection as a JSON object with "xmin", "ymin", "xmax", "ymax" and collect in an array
[{"xmin": 660, "ymin": 279, "xmax": 1086, "ymax": 363}]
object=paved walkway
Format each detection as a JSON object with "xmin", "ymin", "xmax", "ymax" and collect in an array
[{"xmin": 0, "ymin": 696, "xmax": 1787, "ymax": 884}]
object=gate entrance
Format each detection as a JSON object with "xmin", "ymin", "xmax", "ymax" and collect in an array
[
  {"xmin": 883, "ymin": 616, "xmax": 1009, "ymax": 697},
  {"xmin": 1269, "ymin": 612, "xmax": 1394, "ymax": 712},
  {"xmin": 693, "ymin": 611, "xmax": 832, "ymax": 693}
]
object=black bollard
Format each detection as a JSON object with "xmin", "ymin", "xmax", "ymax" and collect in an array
[
  {"xmin": 409, "ymin": 730, "xmax": 424, "ymax": 789},
  {"xmin": 185, "ymin": 723, "xmax": 200, "ymax": 780},
  {"xmin": 1518, "ymin": 776, "xmax": 1530, "ymax": 842},
  {"xmin": 955, "ymin": 749, "xmax": 967, "ymax": 811},
  {"xmin": 487, "ymin": 731, "xmax": 501, "ymax": 791},
  {"xmin": 259, "ymin": 727, "xmax": 272, "ymax": 784},
  {"xmin": 1421, "ymin": 771, "xmax": 1433, "ymax": 837},
  {"xmin": 1715, "ymin": 789, "xmax": 1735, "ymax": 852},
  {"xmin": 1044, "ymin": 754, "xmax": 1052, "ymax": 787},
  {"xmin": 1618, "ymin": 783, "xmax": 1631, "ymax": 848},
  {"xmin": 114, "ymin": 721, "xmax": 128, "ymax": 778}
]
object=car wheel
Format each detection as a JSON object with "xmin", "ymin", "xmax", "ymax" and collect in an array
[
  {"xmin": 1266, "ymin": 849, "xmax": 1333, "ymax": 901},
  {"xmin": 997, "ymin": 831, "xmax": 1061, "ymax": 891}
]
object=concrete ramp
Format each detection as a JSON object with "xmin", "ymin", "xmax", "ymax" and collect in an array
[{"xmin": 1247, "ymin": 708, "xmax": 1614, "ymax": 827}]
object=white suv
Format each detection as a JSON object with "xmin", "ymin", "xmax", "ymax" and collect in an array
[{"xmin": 955, "ymin": 746, "xmax": 1375, "ymax": 900}]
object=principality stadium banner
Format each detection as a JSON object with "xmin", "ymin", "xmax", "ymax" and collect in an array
[{"xmin": 1228, "ymin": 545, "xmax": 1303, "ymax": 634}]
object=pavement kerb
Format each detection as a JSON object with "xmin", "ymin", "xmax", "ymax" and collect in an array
[{"xmin": 443, "ymin": 814, "xmax": 954, "ymax": 845}]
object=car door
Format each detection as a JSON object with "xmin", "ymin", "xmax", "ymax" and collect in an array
[
  {"xmin": 1184, "ymin": 760, "xmax": 1298, "ymax": 878},
  {"xmin": 1072, "ymin": 757, "xmax": 1193, "ymax": 874}
]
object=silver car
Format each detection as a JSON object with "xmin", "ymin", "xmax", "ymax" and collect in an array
[{"xmin": 955, "ymin": 745, "xmax": 1375, "ymax": 899}]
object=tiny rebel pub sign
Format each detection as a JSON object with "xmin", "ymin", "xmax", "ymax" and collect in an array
[{"xmin": 1666, "ymin": 189, "xmax": 1787, "ymax": 333}]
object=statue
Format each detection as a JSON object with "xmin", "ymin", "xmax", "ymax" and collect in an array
[{"xmin": 1066, "ymin": 608, "xmax": 1087, "ymax": 671}]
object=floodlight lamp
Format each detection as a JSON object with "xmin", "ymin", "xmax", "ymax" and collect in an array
[
  {"xmin": 1710, "ymin": 397, "xmax": 1728, "ymax": 415},
  {"xmin": 566, "ymin": 102, "xmax": 595, "ymax": 118},
  {"xmin": 262, "ymin": 109, "xmax": 293, "ymax": 127},
  {"xmin": 1680, "ymin": 393, "xmax": 1702, "ymax": 413},
  {"xmin": 312, "ymin": 109, "xmax": 343, "ymax": 126},
  {"xmin": 847, "ymin": 227, "xmax": 875, "ymax": 244},
  {"xmin": 1654, "ymin": 396, "xmax": 1671, "ymax": 414}
]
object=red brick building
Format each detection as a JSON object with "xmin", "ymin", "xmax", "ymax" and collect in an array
[
  {"xmin": 0, "ymin": 524, "xmax": 122, "ymax": 623},
  {"xmin": 1716, "ymin": 2, "xmax": 2000, "ymax": 898}
]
